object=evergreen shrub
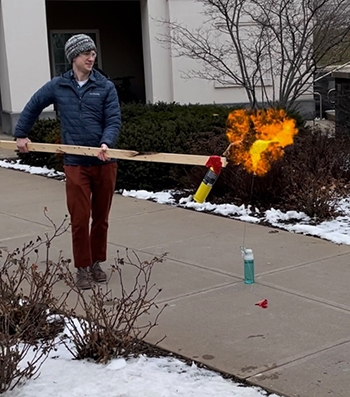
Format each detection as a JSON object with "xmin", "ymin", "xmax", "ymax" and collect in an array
[
  {"xmin": 115, "ymin": 102, "xmax": 233, "ymax": 190},
  {"xmin": 17, "ymin": 118, "xmax": 62, "ymax": 171}
]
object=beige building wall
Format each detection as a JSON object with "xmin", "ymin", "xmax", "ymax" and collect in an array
[
  {"xmin": 166, "ymin": 0, "xmax": 314, "ymax": 107},
  {"xmin": 0, "ymin": 0, "xmax": 54, "ymax": 134},
  {"xmin": 168, "ymin": 0, "xmax": 248, "ymax": 105}
]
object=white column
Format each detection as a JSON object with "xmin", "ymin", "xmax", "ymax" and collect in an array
[
  {"xmin": 0, "ymin": 0, "xmax": 53, "ymax": 134},
  {"xmin": 140, "ymin": 0, "xmax": 173, "ymax": 103}
]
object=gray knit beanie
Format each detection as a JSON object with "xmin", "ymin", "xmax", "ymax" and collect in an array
[{"xmin": 64, "ymin": 34, "xmax": 97, "ymax": 63}]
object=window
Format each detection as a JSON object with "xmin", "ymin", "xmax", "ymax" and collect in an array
[{"xmin": 49, "ymin": 30, "xmax": 102, "ymax": 76}]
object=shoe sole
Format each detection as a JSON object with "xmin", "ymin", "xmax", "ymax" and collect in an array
[
  {"xmin": 92, "ymin": 277, "xmax": 107, "ymax": 283},
  {"xmin": 76, "ymin": 284, "xmax": 92, "ymax": 290}
]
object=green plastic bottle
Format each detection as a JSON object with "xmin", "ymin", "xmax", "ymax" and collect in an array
[{"xmin": 244, "ymin": 248, "xmax": 255, "ymax": 284}]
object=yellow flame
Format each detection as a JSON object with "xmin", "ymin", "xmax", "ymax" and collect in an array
[
  {"xmin": 250, "ymin": 140, "xmax": 273, "ymax": 170},
  {"xmin": 226, "ymin": 109, "xmax": 298, "ymax": 175}
]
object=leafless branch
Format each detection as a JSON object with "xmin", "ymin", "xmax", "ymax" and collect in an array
[{"xmin": 158, "ymin": 0, "xmax": 350, "ymax": 109}]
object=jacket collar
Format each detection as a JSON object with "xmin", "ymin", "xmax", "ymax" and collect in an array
[
  {"xmin": 59, "ymin": 69, "xmax": 104, "ymax": 87},
  {"xmin": 68, "ymin": 70, "xmax": 97, "ymax": 82}
]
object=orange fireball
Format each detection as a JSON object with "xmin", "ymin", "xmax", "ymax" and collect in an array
[{"xmin": 226, "ymin": 108, "xmax": 298, "ymax": 176}]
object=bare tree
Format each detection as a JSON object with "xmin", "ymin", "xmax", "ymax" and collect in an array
[{"xmin": 159, "ymin": 0, "xmax": 350, "ymax": 110}]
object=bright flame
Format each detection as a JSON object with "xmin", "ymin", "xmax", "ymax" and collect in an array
[{"xmin": 226, "ymin": 108, "xmax": 298, "ymax": 176}]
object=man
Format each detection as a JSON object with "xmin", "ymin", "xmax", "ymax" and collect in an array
[{"xmin": 14, "ymin": 34, "xmax": 121, "ymax": 290}]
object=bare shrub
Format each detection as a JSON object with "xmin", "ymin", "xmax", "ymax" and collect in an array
[
  {"xmin": 1, "ymin": 209, "xmax": 167, "ymax": 390},
  {"xmin": 0, "ymin": 210, "xmax": 70, "ymax": 393},
  {"xmin": 278, "ymin": 127, "xmax": 350, "ymax": 219},
  {"xmin": 60, "ymin": 249, "xmax": 167, "ymax": 364},
  {"xmin": 182, "ymin": 126, "xmax": 350, "ymax": 221}
]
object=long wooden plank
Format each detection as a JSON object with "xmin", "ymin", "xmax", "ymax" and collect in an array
[{"xmin": 0, "ymin": 140, "xmax": 228, "ymax": 167}]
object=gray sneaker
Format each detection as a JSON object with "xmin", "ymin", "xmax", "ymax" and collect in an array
[
  {"xmin": 90, "ymin": 261, "xmax": 107, "ymax": 283},
  {"xmin": 76, "ymin": 267, "xmax": 92, "ymax": 290}
]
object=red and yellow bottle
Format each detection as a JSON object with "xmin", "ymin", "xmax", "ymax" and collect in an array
[{"xmin": 193, "ymin": 156, "xmax": 223, "ymax": 203}]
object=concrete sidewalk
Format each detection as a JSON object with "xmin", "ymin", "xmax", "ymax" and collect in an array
[{"xmin": 1, "ymin": 162, "xmax": 350, "ymax": 397}]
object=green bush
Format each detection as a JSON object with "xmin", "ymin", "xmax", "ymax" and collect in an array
[
  {"xmin": 115, "ymin": 102, "xmax": 233, "ymax": 190},
  {"xmin": 17, "ymin": 118, "xmax": 62, "ymax": 171}
]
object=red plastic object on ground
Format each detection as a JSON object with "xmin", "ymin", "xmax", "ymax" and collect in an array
[{"xmin": 255, "ymin": 299, "xmax": 268, "ymax": 309}]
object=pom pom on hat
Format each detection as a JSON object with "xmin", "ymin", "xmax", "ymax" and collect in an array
[{"xmin": 64, "ymin": 34, "xmax": 97, "ymax": 63}]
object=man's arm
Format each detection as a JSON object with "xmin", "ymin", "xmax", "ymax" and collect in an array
[
  {"xmin": 100, "ymin": 83, "xmax": 122, "ymax": 148},
  {"xmin": 15, "ymin": 80, "xmax": 55, "ymax": 152}
]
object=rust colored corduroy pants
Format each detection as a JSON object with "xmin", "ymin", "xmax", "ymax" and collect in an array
[{"xmin": 64, "ymin": 162, "xmax": 117, "ymax": 268}]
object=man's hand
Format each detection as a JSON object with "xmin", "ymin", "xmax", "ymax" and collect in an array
[
  {"xmin": 16, "ymin": 138, "xmax": 31, "ymax": 153},
  {"xmin": 97, "ymin": 143, "xmax": 110, "ymax": 161}
]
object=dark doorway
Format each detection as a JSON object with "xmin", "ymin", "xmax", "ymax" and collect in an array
[{"xmin": 46, "ymin": 0, "xmax": 145, "ymax": 103}]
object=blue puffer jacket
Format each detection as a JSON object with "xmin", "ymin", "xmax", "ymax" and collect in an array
[{"xmin": 14, "ymin": 69, "xmax": 121, "ymax": 166}]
